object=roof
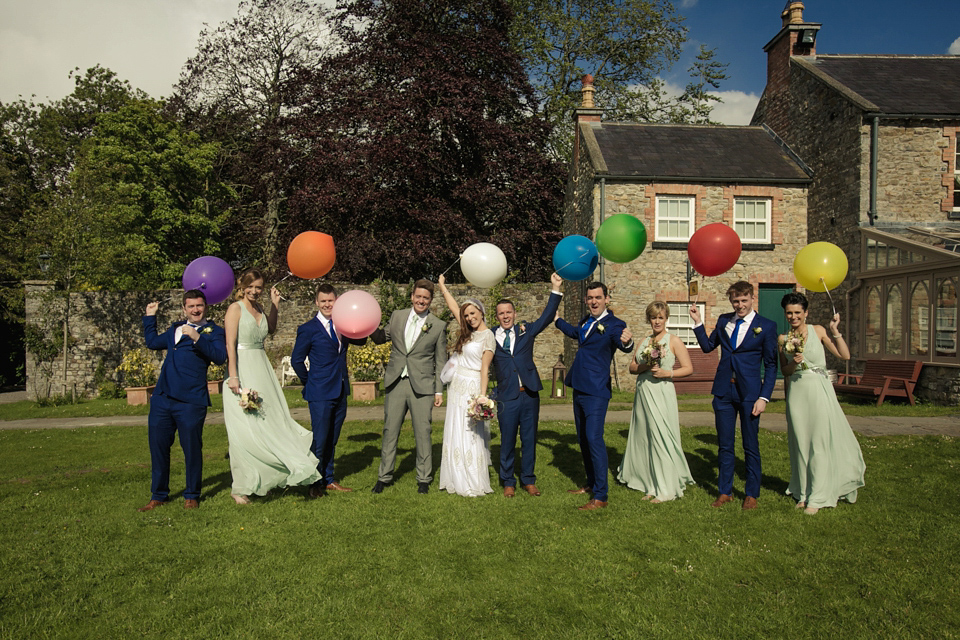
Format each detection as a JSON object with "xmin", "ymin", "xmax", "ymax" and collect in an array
[
  {"xmin": 800, "ymin": 55, "xmax": 960, "ymax": 115},
  {"xmin": 585, "ymin": 123, "xmax": 811, "ymax": 182}
]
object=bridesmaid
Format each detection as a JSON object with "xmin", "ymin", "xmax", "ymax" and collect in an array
[
  {"xmin": 779, "ymin": 292, "xmax": 865, "ymax": 515},
  {"xmin": 617, "ymin": 301, "xmax": 695, "ymax": 502}
]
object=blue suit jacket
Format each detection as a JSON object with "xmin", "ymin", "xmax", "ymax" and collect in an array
[
  {"xmin": 143, "ymin": 316, "xmax": 227, "ymax": 407},
  {"xmin": 291, "ymin": 316, "xmax": 366, "ymax": 402},
  {"xmin": 555, "ymin": 312, "xmax": 634, "ymax": 399},
  {"xmin": 492, "ymin": 292, "xmax": 562, "ymax": 402},
  {"xmin": 693, "ymin": 312, "xmax": 778, "ymax": 401}
]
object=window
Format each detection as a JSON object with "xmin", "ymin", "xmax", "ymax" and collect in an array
[
  {"xmin": 656, "ymin": 197, "xmax": 694, "ymax": 242},
  {"xmin": 910, "ymin": 280, "xmax": 930, "ymax": 356},
  {"xmin": 954, "ymin": 143, "xmax": 960, "ymax": 212},
  {"xmin": 733, "ymin": 198, "xmax": 771, "ymax": 243},
  {"xmin": 865, "ymin": 286, "xmax": 881, "ymax": 355},
  {"xmin": 666, "ymin": 303, "xmax": 704, "ymax": 347},
  {"xmin": 936, "ymin": 278, "xmax": 957, "ymax": 356},
  {"xmin": 885, "ymin": 284, "xmax": 903, "ymax": 355}
]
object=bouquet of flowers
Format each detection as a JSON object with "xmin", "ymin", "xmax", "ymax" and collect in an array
[
  {"xmin": 779, "ymin": 330, "xmax": 807, "ymax": 370},
  {"xmin": 238, "ymin": 389, "xmax": 263, "ymax": 412},
  {"xmin": 639, "ymin": 339, "xmax": 665, "ymax": 368},
  {"xmin": 466, "ymin": 394, "xmax": 495, "ymax": 421}
]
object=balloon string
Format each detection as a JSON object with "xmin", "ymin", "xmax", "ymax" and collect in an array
[
  {"xmin": 556, "ymin": 250, "xmax": 590, "ymax": 274},
  {"xmin": 821, "ymin": 278, "xmax": 837, "ymax": 316},
  {"xmin": 439, "ymin": 255, "xmax": 462, "ymax": 278},
  {"xmin": 271, "ymin": 271, "xmax": 294, "ymax": 302},
  {"xmin": 692, "ymin": 274, "xmax": 704, "ymax": 307}
]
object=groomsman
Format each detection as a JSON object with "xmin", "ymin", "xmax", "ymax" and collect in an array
[
  {"xmin": 690, "ymin": 280, "xmax": 778, "ymax": 510},
  {"xmin": 555, "ymin": 282, "xmax": 634, "ymax": 510},
  {"xmin": 492, "ymin": 272, "xmax": 563, "ymax": 497},
  {"xmin": 292, "ymin": 284, "xmax": 365, "ymax": 498},
  {"xmin": 138, "ymin": 290, "xmax": 227, "ymax": 511},
  {"xmin": 370, "ymin": 280, "xmax": 447, "ymax": 494}
]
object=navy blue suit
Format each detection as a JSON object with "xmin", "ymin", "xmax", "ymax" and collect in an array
[
  {"xmin": 143, "ymin": 315, "xmax": 227, "ymax": 502},
  {"xmin": 492, "ymin": 291, "xmax": 562, "ymax": 488},
  {"xmin": 556, "ymin": 312, "xmax": 634, "ymax": 502},
  {"xmin": 694, "ymin": 311, "xmax": 778, "ymax": 498},
  {"xmin": 291, "ymin": 315, "xmax": 365, "ymax": 487}
]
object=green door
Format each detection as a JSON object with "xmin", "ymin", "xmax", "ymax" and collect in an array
[{"xmin": 757, "ymin": 284, "xmax": 794, "ymax": 379}]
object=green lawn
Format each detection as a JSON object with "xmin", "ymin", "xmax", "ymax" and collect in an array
[{"xmin": 1, "ymin": 420, "xmax": 957, "ymax": 638}]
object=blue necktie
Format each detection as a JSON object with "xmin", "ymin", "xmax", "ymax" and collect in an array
[
  {"xmin": 733, "ymin": 317, "xmax": 745, "ymax": 348},
  {"xmin": 580, "ymin": 317, "xmax": 596, "ymax": 342},
  {"xmin": 502, "ymin": 328, "xmax": 512, "ymax": 352}
]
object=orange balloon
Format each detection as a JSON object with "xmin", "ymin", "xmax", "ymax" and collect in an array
[{"xmin": 287, "ymin": 231, "xmax": 335, "ymax": 279}]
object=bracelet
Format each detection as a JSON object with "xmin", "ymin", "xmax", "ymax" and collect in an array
[
  {"xmin": 833, "ymin": 334, "xmax": 843, "ymax": 339},
  {"xmin": 228, "ymin": 376, "xmax": 239, "ymax": 381}
]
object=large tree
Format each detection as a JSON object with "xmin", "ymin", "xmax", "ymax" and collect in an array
[
  {"xmin": 286, "ymin": 0, "xmax": 565, "ymax": 282},
  {"xmin": 171, "ymin": 0, "xmax": 339, "ymax": 267}
]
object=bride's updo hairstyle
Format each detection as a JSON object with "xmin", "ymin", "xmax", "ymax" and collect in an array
[
  {"xmin": 453, "ymin": 298, "xmax": 486, "ymax": 354},
  {"xmin": 233, "ymin": 268, "xmax": 266, "ymax": 302}
]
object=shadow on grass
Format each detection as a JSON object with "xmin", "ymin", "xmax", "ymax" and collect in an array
[
  {"xmin": 537, "ymin": 428, "xmax": 585, "ymax": 488},
  {"xmin": 689, "ymin": 431, "xmax": 788, "ymax": 499}
]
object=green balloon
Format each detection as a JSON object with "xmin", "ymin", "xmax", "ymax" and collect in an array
[{"xmin": 595, "ymin": 214, "xmax": 647, "ymax": 263}]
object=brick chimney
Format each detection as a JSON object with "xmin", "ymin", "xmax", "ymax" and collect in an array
[
  {"xmin": 571, "ymin": 74, "xmax": 603, "ymax": 167},
  {"xmin": 762, "ymin": 1, "xmax": 821, "ymax": 136}
]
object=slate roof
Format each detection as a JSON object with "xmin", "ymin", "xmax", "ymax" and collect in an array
[
  {"xmin": 803, "ymin": 55, "xmax": 960, "ymax": 115},
  {"xmin": 588, "ymin": 123, "xmax": 811, "ymax": 182}
]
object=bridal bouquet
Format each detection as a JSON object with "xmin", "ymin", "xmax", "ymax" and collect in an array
[
  {"xmin": 779, "ymin": 330, "xmax": 807, "ymax": 370},
  {"xmin": 238, "ymin": 389, "xmax": 263, "ymax": 412},
  {"xmin": 638, "ymin": 339, "xmax": 665, "ymax": 368},
  {"xmin": 466, "ymin": 394, "xmax": 495, "ymax": 421}
]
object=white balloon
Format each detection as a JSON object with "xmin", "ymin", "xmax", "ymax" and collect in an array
[{"xmin": 460, "ymin": 242, "xmax": 507, "ymax": 288}]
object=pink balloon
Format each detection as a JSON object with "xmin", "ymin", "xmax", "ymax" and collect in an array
[{"xmin": 331, "ymin": 290, "xmax": 382, "ymax": 339}]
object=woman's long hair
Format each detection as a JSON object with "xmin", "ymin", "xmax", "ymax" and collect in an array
[
  {"xmin": 233, "ymin": 268, "xmax": 265, "ymax": 302},
  {"xmin": 452, "ymin": 300, "xmax": 484, "ymax": 354}
]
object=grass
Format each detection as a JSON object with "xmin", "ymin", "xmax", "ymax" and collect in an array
[{"xmin": 1, "ymin": 419, "xmax": 958, "ymax": 638}]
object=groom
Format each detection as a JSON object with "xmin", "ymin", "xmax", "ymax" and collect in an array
[
  {"xmin": 492, "ymin": 272, "xmax": 563, "ymax": 498},
  {"xmin": 138, "ymin": 290, "xmax": 227, "ymax": 511},
  {"xmin": 370, "ymin": 279, "xmax": 447, "ymax": 494},
  {"xmin": 690, "ymin": 280, "xmax": 778, "ymax": 510}
]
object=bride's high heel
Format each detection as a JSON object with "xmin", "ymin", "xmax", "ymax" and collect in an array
[{"xmin": 231, "ymin": 494, "xmax": 251, "ymax": 505}]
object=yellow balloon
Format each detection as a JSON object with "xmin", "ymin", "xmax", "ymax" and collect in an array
[{"xmin": 793, "ymin": 242, "xmax": 848, "ymax": 291}]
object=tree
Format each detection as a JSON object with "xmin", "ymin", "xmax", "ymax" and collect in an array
[
  {"xmin": 286, "ymin": 0, "xmax": 565, "ymax": 282},
  {"xmin": 172, "ymin": 0, "xmax": 339, "ymax": 266},
  {"xmin": 676, "ymin": 45, "xmax": 730, "ymax": 124}
]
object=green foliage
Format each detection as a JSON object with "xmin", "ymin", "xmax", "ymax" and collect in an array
[
  {"xmin": 373, "ymin": 279, "xmax": 413, "ymax": 325},
  {"xmin": 346, "ymin": 341, "xmax": 392, "ymax": 381},
  {"xmin": 207, "ymin": 363, "xmax": 227, "ymax": 382},
  {"xmin": 115, "ymin": 348, "xmax": 159, "ymax": 388},
  {"xmin": 96, "ymin": 380, "xmax": 125, "ymax": 400}
]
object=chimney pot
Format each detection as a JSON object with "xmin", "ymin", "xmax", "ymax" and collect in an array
[{"xmin": 781, "ymin": 1, "xmax": 804, "ymax": 27}]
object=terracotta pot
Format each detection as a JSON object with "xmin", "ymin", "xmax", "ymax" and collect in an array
[
  {"xmin": 352, "ymin": 380, "xmax": 379, "ymax": 402},
  {"xmin": 207, "ymin": 379, "xmax": 224, "ymax": 395},
  {"xmin": 125, "ymin": 385, "xmax": 156, "ymax": 406}
]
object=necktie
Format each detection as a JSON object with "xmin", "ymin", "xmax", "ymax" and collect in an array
[
  {"xmin": 502, "ymin": 328, "xmax": 512, "ymax": 352},
  {"xmin": 405, "ymin": 315, "xmax": 419, "ymax": 351},
  {"xmin": 580, "ymin": 316, "xmax": 596, "ymax": 342},
  {"xmin": 328, "ymin": 318, "xmax": 340, "ymax": 350},
  {"xmin": 733, "ymin": 317, "xmax": 745, "ymax": 348}
]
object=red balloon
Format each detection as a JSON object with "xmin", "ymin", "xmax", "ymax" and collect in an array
[
  {"xmin": 687, "ymin": 223, "xmax": 741, "ymax": 277},
  {"xmin": 287, "ymin": 231, "xmax": 335, "ymax": 279}
]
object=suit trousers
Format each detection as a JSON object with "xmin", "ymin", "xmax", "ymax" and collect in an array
[
  {"xmin": 572, "ymin": 390, "xmax": 610, "ymax": 502},
  {"xmin": 378, "ymin": 377, "xmax": 434, "ymax": 484},
  {"xmin": 147, "ymin": 392, "xmax": 207, "ymax": 501},
  {"xmin": 497, "ymin": 388, "xmax": 540, "ymax": 487},
  {"xmin": 308, "ymin": 382, "xmax": 349, "ymax": 486},
  {"xmin": 712, "ymin": 386, "xmax": 762, "ymax": 498}
]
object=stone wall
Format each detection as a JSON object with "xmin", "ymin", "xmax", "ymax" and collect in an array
[
  {"xmin": 24, "ymin": 280, "xmax": 569, "ymax": 400},
  {"xmin": 873, "ymin": 120, "xmax": 953, "ymax": 222}
]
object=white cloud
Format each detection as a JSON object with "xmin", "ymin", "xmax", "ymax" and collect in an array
[
  {"xmin": 949, "ymin": 36, "xmax": 960, "ymax": 55},
  {"xmin": 708, "ymin": 90, "xmax": 761, "ymax": 126},
  {"xmin": 679, "ymin": 0, "xmax": 698, "ymax": 8}
]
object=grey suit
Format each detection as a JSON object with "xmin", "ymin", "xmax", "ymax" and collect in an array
[{"xmin": 374, "ymin": 309, "xmax": 447, "ymax": 484}]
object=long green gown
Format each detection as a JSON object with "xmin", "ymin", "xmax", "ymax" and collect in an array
[
  {"xmin": 785, "ymin": 325, "xmax": 865, "ymax": 509},
  {"xmin": 223, "ymin": 304, "xmax": 322, "ymax": 496},
  {"xmin": 616, "ymin": 334, "xmax": 694, "ymax": 501}
]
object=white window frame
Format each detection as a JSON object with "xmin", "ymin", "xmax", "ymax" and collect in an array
[
  {"xmin": 953, "ymin": 143, "xmax": 960, "ymax": 212},
  {"xmin": 655, "ymin": 196, "xmax": 695, "ymax": 242},
  {"xmin": 666, "ymin": 302, "xmax": 704, "ymax": 347},
  {"xmin": 733, "ymin": 198, "xmax": 771, "ymax": 244}
]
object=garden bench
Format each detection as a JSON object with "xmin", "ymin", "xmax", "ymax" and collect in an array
[
  {"xmin": 833, "ymin": 359, "xmax": 923, "ymax": 406},
  {"xmin": 672, "ymin": 349, "xmax": 719, "ymax": 395}
]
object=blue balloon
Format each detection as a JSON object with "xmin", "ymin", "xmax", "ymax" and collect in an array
[{"xmin": 552, "ymin": 235, "xmax": 599, "ymax": 281}]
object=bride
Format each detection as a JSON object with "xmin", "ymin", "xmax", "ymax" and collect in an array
[{"xmin": 436, "ymin": 274, "xmax": 495, "ymax": 497}]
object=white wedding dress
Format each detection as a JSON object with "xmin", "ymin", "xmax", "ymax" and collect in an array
[{"xmin": 439, "ymin": 328, "xmax": 495, "ymax": 497}]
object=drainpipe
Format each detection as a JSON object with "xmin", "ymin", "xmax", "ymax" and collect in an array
[
  {"xmin": 868, "ymin": 116, "xmax": 878, "ymax": 226},
  {"xmin": 598, "ymin": 177, "xmax": 606, "ymax": 283},
  {"xmin": 844, "ymin": 280, "xmax": 862, "ymax": 378}
]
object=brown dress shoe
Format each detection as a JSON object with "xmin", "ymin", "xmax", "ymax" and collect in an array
[
  {"xmin": 567, "ymin": 487, "xmax": 589, "ymax": 494},
  {"xmin": 503, "ymin": 486, "xmax": 515, "ymax": 498},
  {"xmin": 308, "ymin": 485, "xmax": 325, "ymax": 499},
  {"xmin": 577, "ymin": 499, "xmax": 608, "ymax": 511},
  {"xmin": 184, "ymin": 499, "xmax": 199, "ymax": 510},
  {"xmin": 710, "ymin": 494, "xmax": 734, "ymax": 508},
  {"xmin": 742, "ymin": 496, "xmax": 758, "ymax": 510},
  {"xmin": 326, "ymin": 482, "xmax": 353, "ymax": 492},
  {"xmin": 523, "ymin": 484, "xmax": 541, "ymax": 496},
  {"xmin": 137, "ymin": 499, "xmax": 166, "ymax": 512}
]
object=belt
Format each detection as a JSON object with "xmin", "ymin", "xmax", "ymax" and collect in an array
[
  {"xmin": 518, "ymin": 386, "xmax": 526, "ymax": 392},
  {"xmin": 237, "ymin": 344, "xmax": 263, "ymax": 350}
]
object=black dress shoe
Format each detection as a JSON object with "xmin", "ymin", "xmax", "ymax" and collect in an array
[
  {"xmin": 371, "ymin": 481, "xmax": 389, "ymax": 494},
  {"xmin": 417, "ymin": 482, "xmax": 429, "ymax": 494}
]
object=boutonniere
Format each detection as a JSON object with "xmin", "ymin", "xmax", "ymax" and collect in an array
[
  {"xmin": 597, "ymin": 324, "xmax": 606, "ymax": 334},
  {"xmin": 753, "ymin": 327, "xmax": 762, "ymax": 335},
  {"xmin": 517, "ymin": 323, "xmax": 527, "ymax": 337},
  {"xmin": 201, "ymin": 326, "xmax": 214, "ymax": 334},
  {"xmin": 421, "ymin": 322, "xmax": 432, "ymax": 333}
]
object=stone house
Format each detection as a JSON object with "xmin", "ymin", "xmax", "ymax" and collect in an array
[
  {"xmin": 562, "ymin": 77, "xmax": 811, "ymax": 391},
  {"xmin": 751, "ymin": 1, "xmax": 960, "ymax": 402}
]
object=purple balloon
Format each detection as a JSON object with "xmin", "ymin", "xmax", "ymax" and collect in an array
[{"xmin": 182, "ymin": 256, "xmax": 235, "ymax": 305}]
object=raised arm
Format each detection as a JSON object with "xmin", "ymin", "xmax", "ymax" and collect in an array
[
  {"xmin": 142, "ymin": 302, "xmax": 168, "ymax": 350},
  {"xmin": 437, "ymin": 274, "xmax": 460, "ymax": 322},
  {"xmin": 821, "ymin": 315, "xmax": 850, "ymax": 360},
  {"xmin": 266, "ymin": 287, "xmax": 280, "ymax": 335}
]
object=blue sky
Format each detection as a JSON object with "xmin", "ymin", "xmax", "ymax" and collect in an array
[{"xmin": 1, "ymin": 0, "xmax": 958, "ymax": 125}]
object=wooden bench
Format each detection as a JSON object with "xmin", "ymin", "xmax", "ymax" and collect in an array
[
  {"xmin": 673, "ymin": 349, "xmax": 719, "ymax": 395},
  {"xmin": 833, "ymin": 359, "xmax": 923, "ymax": 406}
]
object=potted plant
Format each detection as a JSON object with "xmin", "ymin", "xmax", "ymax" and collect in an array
[
  {"xmin": 346, "ymin": 342, "xmax": 391, "ymax": 401},
  {"xmin": 207, "ymin": 364, "xmax": 226, "ymax": 395},
  {"xmin": 116, "ymin": 348, "xmax": 159, "ymax": 405}
]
